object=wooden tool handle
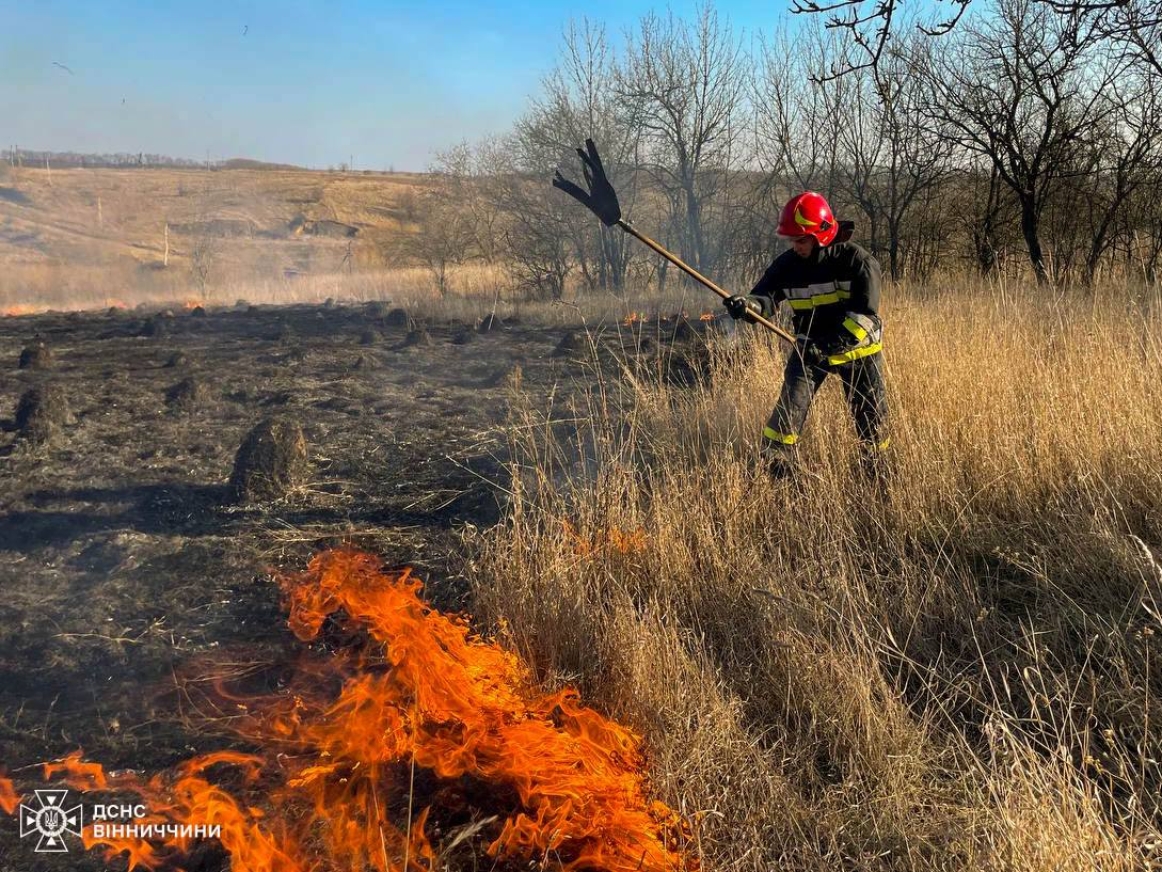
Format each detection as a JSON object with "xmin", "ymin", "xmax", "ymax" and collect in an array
[{"xmin": 617, "ymin": 220, "xmax": 796, "ymax": 344}]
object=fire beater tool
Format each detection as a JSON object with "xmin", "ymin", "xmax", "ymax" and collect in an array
[{"xmin": 552, "ymin": 138, "xmax": 796, "ymax": 344}]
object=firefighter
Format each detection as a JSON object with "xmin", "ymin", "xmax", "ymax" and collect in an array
[{"xmin": 723, "ymin": 191, "xmax": 889, "ymax": 479}]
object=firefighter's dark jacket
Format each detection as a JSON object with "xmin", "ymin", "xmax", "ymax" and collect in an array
[{"xmin": 748, "ymin": 242, "xmax": 882, "ymax": 347}]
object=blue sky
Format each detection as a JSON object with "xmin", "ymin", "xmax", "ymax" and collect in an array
[{"xmin": 0, "ymin": 0, "xmax": 794, "ymax": 171}]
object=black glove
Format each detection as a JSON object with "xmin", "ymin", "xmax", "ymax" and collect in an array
[
  {"xmin": 724, "ymin": 295, "xmax": 761, "ymax": 321},
  {"xmin": 796, "ymin": 336, "xmax": 828, "ymax": 368}
]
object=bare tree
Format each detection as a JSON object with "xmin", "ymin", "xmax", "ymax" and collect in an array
[
  {"xmin": 391, "ymin": 185, "xmax": 477, "ymax": 296},
  {"xmin": 753, "ymin": 29, "xmax": 845, "ymax": 199},
  {"xmin": 920, "ymin": 0, "xmax": 1127, "ymax": 282},
  {"xmin": 753, "ymin": 28, "xmax": 952, "ymax": 279},
  {"xmin": 496, "ymin": 176, "xmax": 577, "ymax": 301},
  {"xmin": 960, "ymin": 161, "xmax": 1014, "ymax": 275},
  {"xmin": 1074, "ymin": 64, "xmax": 1162, "ymax": 282},
  {"xmin": 431, "ymin": 139, "xmax": 508, "ymax": 265},
  {"xmin": 707, "ymin": 170, "xmax": 787, "ymax": 287},
  {"xmin": 1091, "ymin": 0, "xmax": 1162, "ymax": 76},
  {"xmin": 789, "ymin": 0, "xmax": 978, "ymax": 78},
  {"xmin": 190, "ymin": 231, "xmax": 218, "ymax": 299},
  {"xmin": 514, "ymin": 20, "xmax": 641, "ymax": 294},
  {"xmin": 1140, "ymin": 193, "xmax": 1162, "ymax": 284},
  {"xmin": 189, "ymin": 192, "xmax": 221, "ymax": 299},
  {"xmin": 824, "ymin": 39, "xmax": 955, "ymax": 277},
  {"xmin": 616, "ymin": 4, "xmax": 746, "ymax": 276},
  {"xmin": 789, "ymin": 0, "xmax": 1161, "ymax": 79}
]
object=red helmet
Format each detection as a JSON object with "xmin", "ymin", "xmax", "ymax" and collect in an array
[{"xmin": 777, "ymin": 192, "xmax": 838, "ymax": 246}]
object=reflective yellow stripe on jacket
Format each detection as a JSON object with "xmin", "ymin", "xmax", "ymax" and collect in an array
[
  {"xmin": 841, "ymin": 316, "xmax": 868, "ymax": 341},
  {"xmin": 762, "ymin": 426, "xmax": 798, "ymax": 445},
  {"xmin": 786, "ymin": 281, "xmax": 852, "ymax": 311},
  {"xmin": 824, "ymin": 315, "xmax": 882, "ymax": 365},
  {"xmin": 826, "ymin": 342, "xmax": 882, "ymax": 365}
]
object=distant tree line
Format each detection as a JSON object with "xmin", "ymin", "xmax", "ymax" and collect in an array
[
  {"xmin": 5, "ymin": 148, "xmax": 213, "ymax": 170},
  {"xmin": 3, "ymin": 149, "xmax": 315, "ymax": 172},
  {"xmin": 398, "ymin": 0, "xmax": 1162, "ymax": 296}
]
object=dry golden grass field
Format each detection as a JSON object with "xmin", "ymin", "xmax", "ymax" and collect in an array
[
  {"xmin": 2, "ymin": 163, "xmax": 1162, "ymax": 871},
  {"xmin": 479, "ymin": 285, "xmax": 1162, "ymax": 871},
  {"xmin": 0, "ymin": 163, "xmax": 452, "ymax": 313}
]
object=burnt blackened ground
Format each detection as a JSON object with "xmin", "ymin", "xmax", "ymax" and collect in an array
[{"xmin": 0, "ymin": 301, "xmax": 719, "ymax": 870}]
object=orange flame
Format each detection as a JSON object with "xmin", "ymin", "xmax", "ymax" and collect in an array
[
  {"xmin": 45, "ymin": 750, "xmax": 296, "ymax": 871},
  {"xmin": 563, "ymin": 520, "xmax": 648, "ymax": 556},
  {"xmin": 0, "ymin": 772, "xmax": 19, "ymax": 815},
  {"xmin": 2, "ymin": 305, "xmax": 37, "ymax": 317},
  {"xmin": 183, "ymin": 299, "xmax": 202, "ymax": 310},
  {"xmin": 105, "ymin": 299, "xmax": 129, "ymax": 310},
  {"xmin": 698, "ymin": 312, "xmax": 714, "ymax": 321},
  {"xmin": 3, "ymin": 550, "xmax": 693, "ymax": 872}
]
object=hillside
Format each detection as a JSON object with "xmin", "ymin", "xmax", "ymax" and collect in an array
[{"xmin": 0, "ymin": 165, "xmax": 433, "ymax": 308}]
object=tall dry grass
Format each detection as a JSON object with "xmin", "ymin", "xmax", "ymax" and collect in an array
[
  {"xmin": 472, "ymin": 278, "xmax": 1162, "ymax": 871},
  {"xmin": 0, "ymin": 259, "xmax": 729, "ymax": 325},
  {"xmin": 0, "ymin": 262, "xmax": 511, "ymax": 315}
]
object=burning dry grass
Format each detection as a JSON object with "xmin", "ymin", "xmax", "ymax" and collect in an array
[
  {"xmin": 0, "ymin": 775, "xmax": 16, "ymax": 815},
  {"xmin": 561, "ymin": 520, "xmax": 648, "ymax": 557},
  {"xmin": 475, "ymin": 281, "xmax": 1162, "ymax": 870},
  {"xmin": 1, "ymin": 550, "xmax": 695, "ymax": 872},
  {"xmin": 4, "ymin": 248, "xmax": 1160, "ymax": 869}
]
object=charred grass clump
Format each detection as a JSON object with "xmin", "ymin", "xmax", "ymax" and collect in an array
[
  {"xmin": 384, "ymin": 307, "xmax": 410, "ymax": 329},
  {"xmin": 272, "ymin": 321, "xmax": 296, "ymax": 344},
  {"xmin": 18, "ymin": 342, "xmax": 53, "ymax": 370},
  {"xmin": 553, "ymin": 330, "xmax": 583, "ymax": 357},
  {"xmin": 14, "ymin": 384, "xmax": 71, "ymax": 444},
  {"xmin": 164, "ymin": 376, "xmax": 206, "ymax": 413},
  {"xmin": 364, "ymin": 300, "xmax": 391, "ymax": 320},
  {"xmin": 404, "ymin": 326, "xmax": 433, "ymax": 347},
  {"xmin": 473, "ymin": 285, "xmax": 1162, "ymax": 872},
  {"xmin": 137, "ymin": 316, "xmax": 170, "ymax": 338},
  {"xmin": 229, "ymin": 416, "xmax": 309, "ymax": 504}
]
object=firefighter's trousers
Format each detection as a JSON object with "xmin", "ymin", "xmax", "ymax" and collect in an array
[{"xmin": 761, "ymin": 349, "xmax": 889, "ymax": 467}]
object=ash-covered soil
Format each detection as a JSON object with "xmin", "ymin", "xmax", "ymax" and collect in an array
[{"xmin": 0, "ymin": 300, "xmax": 720, "ymax": 870}]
